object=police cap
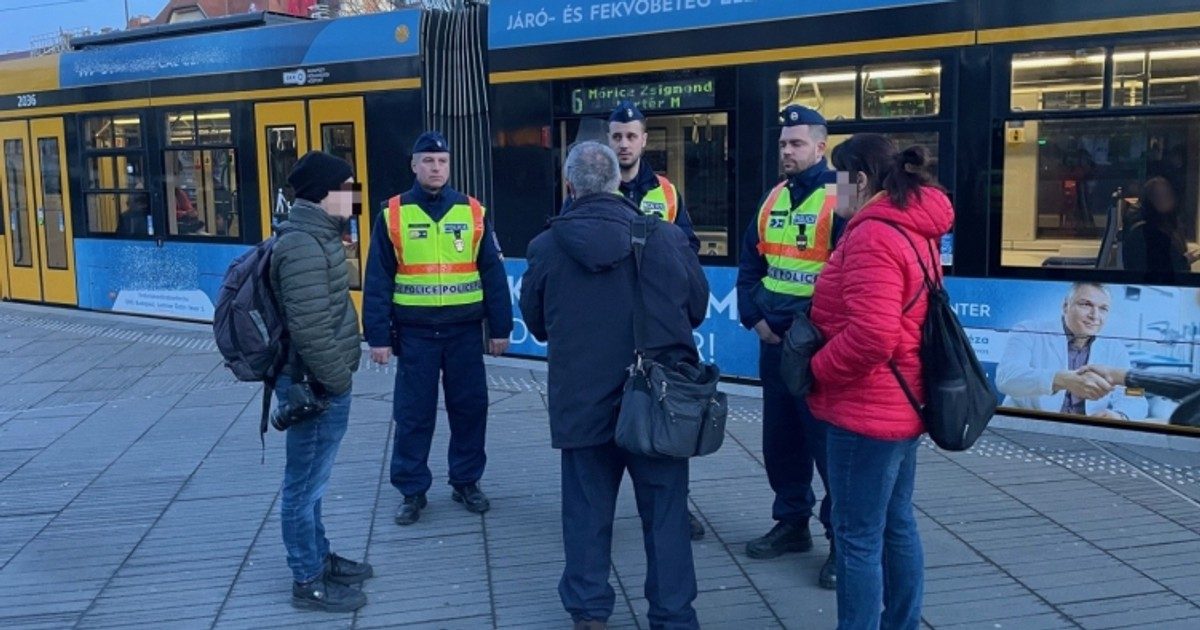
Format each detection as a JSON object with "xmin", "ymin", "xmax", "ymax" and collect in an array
[
  {"xmin": 412, "ymin": 131, "xmax": 450, "ymax": 154},
  {"xmin": 609, "ymin": 100, "xmax": 646, "ymax": 124},
  {"xmin": 780, "ymin": 104, "xmax": 826, "ymax": 127}
]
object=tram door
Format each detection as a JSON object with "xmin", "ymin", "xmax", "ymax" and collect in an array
[
  {"xmin": 254, "ymin": 97, "xmax": 370, "ymax": 317},
  {"xmin": 0, "ymin": 118, "xmax": 77, "ymax": 305}
]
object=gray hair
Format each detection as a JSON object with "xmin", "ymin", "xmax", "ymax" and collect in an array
[
  {"xmin": 1065, "ymin": 282, "xmax": 1111, "ymax": 304},
  {"xmin": 564, "ymin": 141, "xmax": 620, "ymax": 196}
]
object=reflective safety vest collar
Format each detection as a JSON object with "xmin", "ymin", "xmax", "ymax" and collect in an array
[
  {"xmin": 639, "ymin": 175, "xmax": 678, "ymax": 224},
  {"xmin": 384, "ymin": 194, "xmax": 486, "ymax": 307},
  {"xmin": 755, "ymin": 182, "xmax": 836, "ymax": 298}
]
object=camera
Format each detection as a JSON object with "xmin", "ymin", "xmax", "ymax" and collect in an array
[{"xmin": 270, "ymin": 381, "xmax": 329, "ymax": 431}]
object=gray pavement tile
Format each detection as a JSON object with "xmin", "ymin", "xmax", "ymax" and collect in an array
[
  {"xmin": 1036, "ymin": 577, "xmax": 1165, "ymax": 606},
  {"xmin": 922, "ymin": 594, "xmax": 1057, "ymax": 626},
  {"xmin": 4, "ymin": 306, "xmax": 1200, "ymax": 630},
  {"xmin": 933, "ymin": 612, "xmax": 1074, "ymax": 630}
]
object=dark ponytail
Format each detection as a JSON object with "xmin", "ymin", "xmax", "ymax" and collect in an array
[{"xmin": 830, "ymin": 134, "xmax": 942, "ymax": 209}]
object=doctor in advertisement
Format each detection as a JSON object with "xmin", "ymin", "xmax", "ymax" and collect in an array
[{"xmin": 995, "ymin": 282, "xmax": 1148, "ymax": 420}]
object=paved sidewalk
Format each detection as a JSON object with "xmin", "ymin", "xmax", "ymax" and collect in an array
[{"xmin": 1, "ymin": 302, "xmax": 1199, "ymax": 629}]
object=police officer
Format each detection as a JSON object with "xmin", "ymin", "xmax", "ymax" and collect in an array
[
  {"xmin": 565, "ymin": 101, "xmax": 701, "ymax": 254},
  {"xmin": 363, "ymin": 131, "xmax": 513, "ymax": 526},
  {"xmin": 736, "ymin": 105, "xmax": 841, "ymax": 589}
]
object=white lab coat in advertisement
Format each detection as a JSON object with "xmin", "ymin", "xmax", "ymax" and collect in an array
[{"xmin": 996, "ymin": 319, "xmax": 1149, "ymax": 419}]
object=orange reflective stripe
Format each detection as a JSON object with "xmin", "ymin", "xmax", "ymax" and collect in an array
[
  {"xmin": 468, "ymin": 196, "xmax": 485, "ymax": 254},
  {"xmin": 756, "ymin": 182, "xmax": 788, "ymax": 255},
  {"xmin": 397, "ymin": 262, "xmax": 478, "ymax": 274},
  {"xmin": 758, "ymin": 189, "xmax": 836, "ymax": 262},
  {"xmin": 387, "ymin": 195, "xmax": 404, "ymax": 270},
  {"xmin": 655, "ymin": 175, "xmax": 678, "ymax": 223}
]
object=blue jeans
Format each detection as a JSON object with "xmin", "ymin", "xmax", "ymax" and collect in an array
[
  {"xmin": 277, "ymin": 375, "xmax": 352, "ymax": 584},
  {"xmin": 559, "ymin": 443, "xmax": 698, "ymax": 629},
  {"xmin": 826, "ymin": 425, "xmax": 923, "ymax": 630}
]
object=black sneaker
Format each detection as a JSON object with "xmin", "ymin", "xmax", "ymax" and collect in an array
[
  {"xmin": 292, "ymin": 576, "xmax": 367, "ymax": 612},
  {"xmin": 394, "ymin": 493, "xmax": 427, "ymax": 526},
  {"xmin": 325, "ymin": 552, "xmax": 374, "ymax": 586},
  {"xmin": 688, "ymin": 511, "xmax": 705, "ymax": 541},
  {"xmin": 819, "ymin": 547, "xmax": 837, "ymax": 590},
  {"xmin": 452, "ymin": 483, "xmax": 491, "ymax": 514},
  {"xmin": 745, "ymin": 521, "xmax": 813, "ymax": 559}
]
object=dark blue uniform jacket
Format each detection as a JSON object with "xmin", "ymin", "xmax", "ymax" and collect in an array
[
  {"xmin": 363, "ymin": 184, "xmax": 513, "ymax": 349},
  {"xmin": 520, "ymin": 192, "xmax": 708, "ymax": 449},
  {"xmin": 736, "ymin": 159, "xmax": 845, "ymax": 337}
]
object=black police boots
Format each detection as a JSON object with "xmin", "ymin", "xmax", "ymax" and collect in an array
[
  {"xmin": 819, "ymin": 546, "xmax": 837, "ymax": 590},
  {"xmin": 745, "ymin": 521, "xmax": 814, "ymax": 559},
  {"xmin": 688, "ymin": 511, "xmax": 705, "ymax": 540},
  {"xmin": 292, "ymin": 576, "xmax": 367, "ymax": 612},
  {"xmin": 325, "ymin": 552, "xmax": 374, "ymax": 586},
  {"xmin": 452, "ymin": 483, "xmax": 491, "ymax": 514},
  {"xmin": 394, "ymin": 493, "xmax": 427, "ymax": 526}
]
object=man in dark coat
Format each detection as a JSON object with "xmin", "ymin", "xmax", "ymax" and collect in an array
[{"xmin": 520, "ymin": 141, "xmax": 708, "ymax": 630}]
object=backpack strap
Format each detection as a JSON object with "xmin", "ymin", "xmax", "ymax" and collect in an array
[
  {"xmin": 861, "ymin": 218, "xmax": 945, "ymax": 417},
  {"xmin": 259, "ymin": 379, "xmax": 274, "ymax": 464}
]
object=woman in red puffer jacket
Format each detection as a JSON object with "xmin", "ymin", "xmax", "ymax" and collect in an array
[{"xmin": 808, "ymin": 134, "xmax": 953, "ymax": 630}]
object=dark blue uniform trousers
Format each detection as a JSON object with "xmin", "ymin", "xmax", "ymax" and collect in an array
[
  {"xmin": 559, "ymin": 442, "xmax": 699, "ymax": 629},
  {"xmin": 760, "ymin": 341, "xmax": 832, "ymax": 535},
  {"xmin": 389, "ymin": 323, "xmax": 487, "ymax": 497}
]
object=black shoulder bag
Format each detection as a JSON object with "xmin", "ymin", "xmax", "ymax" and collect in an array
[{"xmin": 614, "ymin": 216, "xmax": 728, "ymax": 459}]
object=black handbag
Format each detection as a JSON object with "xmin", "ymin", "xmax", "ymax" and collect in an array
[
  {"xmin": 781, "ymin": 306, "xmax": 823, "ymax": 398},
  {"xmin": 614, "ymin": 217, "xmax": 728, "ymax": 459}
]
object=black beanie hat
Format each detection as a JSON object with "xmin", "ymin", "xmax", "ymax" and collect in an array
[{"xmin": 288, "ymin": 151, "xmax": 354, "ymax": 203}]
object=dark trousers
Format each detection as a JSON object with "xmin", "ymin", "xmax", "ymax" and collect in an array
[
  {"xmin": 389, "ymin": 324, "xmax": 488, "ymax": 496},
  {"xmin": 559, "ymin": 442, "xmax": 699, "ymax": 629},
  {"xmin": 760, "ymin": 341, "xmax": 832, "ymax": 535}
]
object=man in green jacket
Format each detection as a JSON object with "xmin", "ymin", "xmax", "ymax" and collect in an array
[{"xmin": 270, "ymin": 151, "xmax": 372, "ymax": 612}]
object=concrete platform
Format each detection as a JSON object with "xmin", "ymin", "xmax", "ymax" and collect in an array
[{"xmin": 1, "ymin": 302, "xmax": 1198, "ymax": 629}]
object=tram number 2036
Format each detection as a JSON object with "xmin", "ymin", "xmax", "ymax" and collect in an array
[{"xmin": 17, "ymin": 94, "xmax": 38, "ymax": 108}]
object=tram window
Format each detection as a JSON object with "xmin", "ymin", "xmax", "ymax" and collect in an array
[
  {"xmin": 826, "ymin": 132, "xmax": 940, "ymax": 182},
  {"xmin": 4, "ymin": 139, "xmax": 32, "ymax": 267},
  {"xmin": 778, "ymin": 67, "xmax": 856, "ymax": 121},
  {"xmin": 87, "ymin": 156, "xmax": 143, "ymax": 191},
  {"xmin": 560, "ymin": 112, "xmax": 732, "ymax": 256},
  {"xmin": 85, "ymin": 115, "xmax": 141, "ymax": 149},
  {"xmin": 999, "ymin": 114, "xmax": 1200, "ymax": 273},
  {"xmin": 89, "ymin": 193, "xmax": 150, "ymax": 236},
  {"xmin": 1113, "ymin": 43, "xmax": 1200, "ymax": 107},
  {"xmin": 81, "ymin": 113, "xmax": 148, "ymax": 237},
  {"xmin": 1011, "ymin": 49, "xmax": 1105, "ymax": 111},
  {"xmin": 320, "ymin": 123, "xmax": 361, "ymax": 289},
  {"xmin": 162, "ymin": 109, "xmax": 239, "ymax": 238},
  {"xmin": 266, "ymin": 126, "xmax": 299, "ymax": 227},
  {"xmin": 862, "ymin": 62, "xmax": 941, "ymax": 118},
  {"xmin": 37, "ymin": 138, "xmax": 68, "ymax": 270}
]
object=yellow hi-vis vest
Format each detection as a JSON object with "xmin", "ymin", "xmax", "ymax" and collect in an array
[
  {"xmin": 384, "ymin": 194, "xmax": 485, "ymax": 307},
  {"xmin": 756, "ymin": 181, "xmax": 836, "ymax": 298},
  {"xmin": 638, "ymin": 175, "xmax": 679, "ymax": 223}
]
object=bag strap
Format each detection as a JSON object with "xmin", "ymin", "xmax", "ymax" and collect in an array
[
  {"xmin": 864, "ymin": 218, "xmax": 945, "ymax": 417},
  {"xmin": 630, "ymin": 216, "xmax": 651, "ymax": 358},
  {"xmin": 259, "ymin": 379, "xmax": 274, "ymax": 465}
]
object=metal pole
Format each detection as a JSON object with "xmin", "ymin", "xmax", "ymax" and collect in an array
[{"xmin": 123, "ymin": 0, "xmax": 130, "ymax": 26}]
